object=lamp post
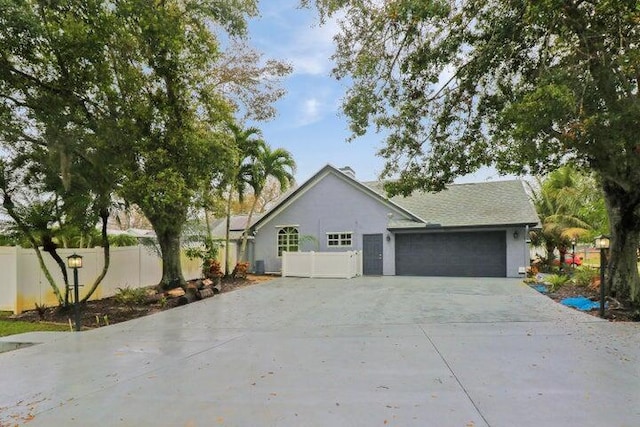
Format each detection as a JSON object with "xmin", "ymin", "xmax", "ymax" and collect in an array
[
  {"xmin": 67, "ymin": 253, "xmax": 83, "ymax": 331},
  {"xmin": 571, "ymin": 239, "xmax": 576, "ymax": 267},
  {"xmin": 593, "ymin": 235, "xmax": 610, "ymax": 318}
]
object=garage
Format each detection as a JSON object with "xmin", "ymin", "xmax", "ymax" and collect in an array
[{"xmin": 395, "ymin": 231, "xmax": 507, "ymax": 277}]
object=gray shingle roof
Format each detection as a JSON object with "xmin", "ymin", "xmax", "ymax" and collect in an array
[
  {"xmin": 209, "ymin": 214, "xmax": 262, "ymax": 240},
  {"xmin": 364, "ymin": 179, "xmax": 539, "ymax": 228}
]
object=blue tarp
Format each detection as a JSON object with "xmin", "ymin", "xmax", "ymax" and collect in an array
[
  {"xmin": 560, "ymin": 296, "xmax": 604, "ymax": 311},
  {"xmin": 530, "ymin": 283, "xmax": 549, "ymax": 294}
]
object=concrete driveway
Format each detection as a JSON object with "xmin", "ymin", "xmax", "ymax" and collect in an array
[{"xmin": 1, "ymin": 277, "xmax": 638, "ymax": 426}]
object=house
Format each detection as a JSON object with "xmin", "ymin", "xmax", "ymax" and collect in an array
[
  {"xmin": 244, "ymin": 164, "xmax": 539, "ymax": 278},
  {"xmin": 208, "ymin": 215, "xmax": 261, "ymax": 269}
]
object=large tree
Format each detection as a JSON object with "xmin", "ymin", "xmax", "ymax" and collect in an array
[
  {"xmin": 1, "ymin": 1, "xmax": 289, "ymax": 289},
  {"xmin": 309, "ymin": 0, "xmax": 640, "ymax": 304}
]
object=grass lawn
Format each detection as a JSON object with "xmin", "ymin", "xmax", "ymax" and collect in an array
[{"xmin": 0, "ymin": 312, "xmax": 70, "ymax": 338}]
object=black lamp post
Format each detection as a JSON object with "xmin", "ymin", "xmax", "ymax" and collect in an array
[
  {"xmin": 571, "ymin": 239, "xmax": 576, "ymax": 267},
  {"xmin": 67, "ymin": 253, "xmax": 83, "ymax": 331},
  {"xmin": 593, "ymin": 235, "xmax": 610, "ymax": 318}
]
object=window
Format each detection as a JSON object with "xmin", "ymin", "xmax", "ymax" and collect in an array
[
  {"xmin": 278, "ymin": 227, "xmax": 299, "ymax": 256},
  {"xmin": 327, "ymin": 232, "xmax": 352, "ymax": 247}
]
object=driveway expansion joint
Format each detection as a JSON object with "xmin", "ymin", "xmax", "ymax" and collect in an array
[{"xmin": 419, "ymin": 323, "xmax": 492, "ymax": 427}]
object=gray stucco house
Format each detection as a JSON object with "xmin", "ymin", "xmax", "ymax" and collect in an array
[{"xmin": 245, "ymin": 164, "xmax": 539, "ymax": 278}]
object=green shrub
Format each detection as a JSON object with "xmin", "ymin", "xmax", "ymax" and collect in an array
[
  {"xmin": 109, "ymin": 234, "xmax": 139, "ymax": 247},
  {"xmin": 114, "ymin": 287, "xmax": 148, "ymax": 307},
  {"xmin": 572, "ymin": 266, "xmax": 599, "ymax": 287},
  {"xmin": 545, "ymin": 274, "xmax": 570, "ymax": 292}
]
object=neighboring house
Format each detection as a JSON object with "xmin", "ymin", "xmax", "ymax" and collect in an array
[
  {"xmin": 244, "ymin": 164, "xmax": 538, "ymax": 278},
  {"xmin": 208, "ymin": 215, "xmax": 262, "ymax": 267}
]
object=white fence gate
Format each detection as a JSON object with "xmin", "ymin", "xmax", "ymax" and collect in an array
[{"xmin": 281, "ymin": 251, "xmax": 362, "ymax": 278}]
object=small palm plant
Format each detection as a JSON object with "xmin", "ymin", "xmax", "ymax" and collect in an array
[{"xmin": 545, "ymin": 274, "xmax": 571, "ymax": 292}]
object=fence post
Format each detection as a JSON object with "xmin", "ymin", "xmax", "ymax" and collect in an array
[
  {"xmin": 282, "ymin": 252, "xmax": 287, "ymax": 277},
  {"xmin": 11, "ymin": 246, "xmax": 18, "ymax": 314}
]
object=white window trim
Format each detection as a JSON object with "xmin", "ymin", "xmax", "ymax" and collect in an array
[
  {"xmin": 326, "ymin": 231, "xmax": 353, "ymax": 248},
  {"xmin": 277, "ymin": 226, "xmax": 300, "ymax": 258}
]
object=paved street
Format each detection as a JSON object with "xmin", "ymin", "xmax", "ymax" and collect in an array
[{"xmin": 1, "ymin": 276, "xmax": 639, "ymax": 426}]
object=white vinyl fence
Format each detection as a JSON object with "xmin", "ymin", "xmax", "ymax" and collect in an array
[
  {"xmin": 281, "ymin": 251, "xmax": 362, "ymax": 279},
  {"xmin": 0, "ymin": 245, "xmax": 201, "ymax": 314}
]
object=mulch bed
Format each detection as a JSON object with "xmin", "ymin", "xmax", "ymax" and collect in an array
[
  {"xmin": 9, "ymin": 274, "xmax": 274, "ymax": 330},
  {"xmin": 544, "ymin": 282, "xmax": 640, "ymax": 322}
]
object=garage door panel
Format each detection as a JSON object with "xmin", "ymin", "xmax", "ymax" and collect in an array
[{"xmin": 395, "ymin": 231, "xmax": 506, "ymax": 277}]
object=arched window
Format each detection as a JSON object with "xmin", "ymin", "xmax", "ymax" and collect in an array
[{"xmin": 277, "ymin": 227, "xmax": 299, "ymax": 256}]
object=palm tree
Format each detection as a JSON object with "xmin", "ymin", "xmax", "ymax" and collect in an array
[
  {"xmin": 224, "ymin": 123, "xmax": 265, "ymax": 275},
  {"xmin": 529, "ymin": 166, "xmax": 598, "ymax": 268},
  {"xmin": 238, "ymin": 145, "xmax": 296, "ymax": 262}
]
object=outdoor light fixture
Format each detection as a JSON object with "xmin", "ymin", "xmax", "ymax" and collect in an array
[
  {"xmin": 593, "ymin": 235, "xmax": 610, "ymax": 318},
  {"xmin": 571, "ymin": 239, "xmax": 577, "ymax": 267},
  {"xmin": 594, "ymin": 235, "xmax": 610, "ymax": 250},
  {"xmin": 386, "ymin": 233, "xmax": 391, "ymax": 242},
  {"xmin": 513, "ymin": 231, "xmax": 519, "ymax": 239},
  {"xmin": 67, "ymin": 253, "xmax": 83, "ymax": 269},
  {"xmin": 66, "ymin": 253, "xmax": 83, "ymax": 331}
]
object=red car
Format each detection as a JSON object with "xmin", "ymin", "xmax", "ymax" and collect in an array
[
  {"xmin": 551, "ymin": 256, "xmax": 583, "ymax": 266},
  {"xmin": 563, "ymin": 255, "xmax": 583, "ymax": 266}
]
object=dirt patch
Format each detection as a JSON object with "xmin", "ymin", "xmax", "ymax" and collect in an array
[
  {"xmin": 542, "ymin": 282, "xmax": 640, "ymax": 322},
  {"xmin": 9, "ymin": 274, "xmax": 275, "ymax": 330}
]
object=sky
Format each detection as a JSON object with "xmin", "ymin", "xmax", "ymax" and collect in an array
[{"xmin": 245, "ymin": 1, "xmax": 511, "ymax": 185}]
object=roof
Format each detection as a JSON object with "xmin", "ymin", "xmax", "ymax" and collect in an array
[
  {"xmin": 250, "ymin": 164, "xmax": 421, "ymax": 231},
  {"xmin": 209, "ymin": 215, "xmax": 262, "ymax": 240},
  {"xmin": 249, "ymin": 164, "xmax": 539, "ymax": 231},
  {"xmin": 107, "ymin": 228, "xmax": 156, "ymax": 238},
  {"xmin": 365, "ymin": 179, "xmax": 539, "ymax": 228}
]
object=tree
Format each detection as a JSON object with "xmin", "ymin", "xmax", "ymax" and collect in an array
[
  {"xmin": 238, "ymin": 145, "xmax": 295, "ymax": 262},
  {"xmin": 308, "ymin": 1, "xmax": 640, "ymax": 305},
  {"xmin": 529, "ymin": 166, "xmax": 597, "ymax": 268},
  {"xmin": 256, "ymin": 177, "xmax": 289, "ymax": 213},
  {"xmin": 1, "ymin": 1, "xmax": 290, "ymax": 290},
  {"xmin": 0, "ymin": 158, "xmax": 110, "ymax": 306},
  {"xmin": 223, "ymin": 123, "xmax": 265, "ymax": 276}
]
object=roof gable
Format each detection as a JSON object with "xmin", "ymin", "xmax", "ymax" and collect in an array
[{"xmin": 250, "ymin": 164, "xmax": 420, "ymax": 231}]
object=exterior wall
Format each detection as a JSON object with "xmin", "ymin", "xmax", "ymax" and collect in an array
[
  {"xmin": 253, "ymin": 172, "xmax": 405, "ymax": 275},
  {"xmin": 506, "ymin": 226, "xmax": 530, "ymax": 278},
  {"xmin": 0, "ymin": 245, "xmax": 202, "ymax": 314}
]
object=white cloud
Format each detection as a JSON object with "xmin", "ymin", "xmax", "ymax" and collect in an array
[
  {"xmin": 249, "ymin": 2, "xmax": 341, "ymax": 77},
  {"xmin": 286, "ymin": 18, "xmax": 340, "ymax": 76},
  {"xmin": 297, "ymin": 97, "xmax": 322, "ymax": 126}
]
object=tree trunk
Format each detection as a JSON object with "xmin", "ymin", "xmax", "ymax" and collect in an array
[
  {"xmin": 558, "ymin": 245, "xmax": 567, "ymax": 268},
  {"xmin": 82, "ymin": 208, "xmax": 110, "ymax": 302},
  {"xmin": 545, "ymin": 241, "xmax": 555, "ymax": 267},
  {"xmin": 204, "ymin": 207, "xmax": 213, "ymax": 241},
  {"xmin": 41, "ymin": 235, "xmax": 70, "ymax": 305},
  {"xmin": 224, "ymin": 187, "xmax": 233, "ymax": 277},
  {"xmin": 238, "ymin": 192, "xmax": 260, "ymax": 262},
  {"xmin": 602, "ymin": 179, "xmax": 640, "ymax": 305},
  {"xmin": 156, "ymin": 226, "xmax": 186, "ymax": 290}
]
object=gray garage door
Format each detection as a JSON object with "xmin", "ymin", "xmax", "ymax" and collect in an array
[{"xmin": 395, "ymin": 231, "xmax": 506, "ymax": 277}]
